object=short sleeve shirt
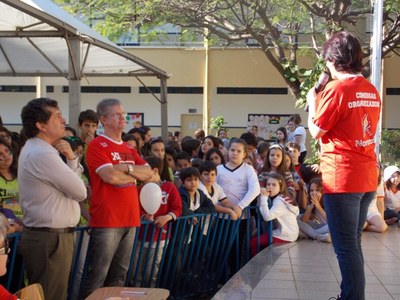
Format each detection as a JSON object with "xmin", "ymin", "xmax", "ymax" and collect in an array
[
  {"xmin": 294, "ymin": 126, "xmax": 307, "ymax": 152},
  {"xmin": 86, "ymin": 135, "xmax": 146, "ymax": 227},
  {"xmin": 198, "ymin": 181, "xmax": 227, "ymax": 205},
  {"xmin": 313, "ymin": 76, "xmax": 380, "ymax": 193}
]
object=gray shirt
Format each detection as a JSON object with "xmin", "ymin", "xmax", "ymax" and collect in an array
[{"xmin": 18, "ymin": 137, "xmax": 87, "ymax": 228}]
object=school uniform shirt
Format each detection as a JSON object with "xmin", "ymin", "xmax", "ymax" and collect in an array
[
  {"xmin": 312, "ymin": 76, "xmax": 381, "ymax": 194},
  {"xmin": 384, "ymin": 187, "xmax": 400, "ymax": 211},
  {"xmin": 259, "ymin": 194, "xmax": 299, "ymax": 242},
  {"xmin": 216, "ymin": 162, "xmax": 260, "ymax": 210},
  {"xmin": 198, "ymin": 181, "xmax": 227, "ymax": 205},
  {"xmin": 86, "ymin": 135, "xmax": 146, "ymax": 227}
]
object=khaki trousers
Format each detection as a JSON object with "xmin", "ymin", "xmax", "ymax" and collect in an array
[{"xmin": 21, "ymin": 230, "xmax": 74, "ymax": 300}]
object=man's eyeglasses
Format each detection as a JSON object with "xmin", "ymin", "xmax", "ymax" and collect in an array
[
  {"xmin": 107, "ymin": 112, "xmax": 127, "ymax": 120},
  {"xmin": 0, "ymin": 239, "xmax": 10, "ymax": 255}
]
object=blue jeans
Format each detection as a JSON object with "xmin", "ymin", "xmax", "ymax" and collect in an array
[
  {"xmin": 324, "ymin": 192, "xmax": 375, "ymax": 300},
  {"xmin": 79, "ymin": 227, "xmax": 136, "ymax": 299}
]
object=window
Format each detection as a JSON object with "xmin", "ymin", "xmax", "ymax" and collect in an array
[{"xmin": 217, "ymin": 87, "xmax": 288, "ymax": 94}]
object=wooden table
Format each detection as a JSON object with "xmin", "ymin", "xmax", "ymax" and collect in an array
[{"xmin": 85, "ymin": 287, "xmax": 170, "ymax": 300}]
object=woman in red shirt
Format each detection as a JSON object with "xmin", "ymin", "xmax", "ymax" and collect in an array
[{"xmin": 307, "ymin": 31, "xmax": 381, "ymax": 300}]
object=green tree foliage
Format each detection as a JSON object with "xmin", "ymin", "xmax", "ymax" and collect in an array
[
  {"xmin": 210, "ymin": 116, "xmax": 227, "ymax": 134},
  {"xmin": 53, "ymin": 0, "xmax": 400, "ymax": 103},
  {"xmin": 381, "ymin": 129, "xmax": 400, "ymax": 164}
]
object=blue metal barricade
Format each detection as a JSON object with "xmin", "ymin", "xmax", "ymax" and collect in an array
[{"xmin": 6, "ymin": 207, "xmax": 273, "ymax": 300}]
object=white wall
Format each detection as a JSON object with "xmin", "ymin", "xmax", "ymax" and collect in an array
[{"xmin": 0, "ymin": 47, "xmax": 397, "ymax": 135}]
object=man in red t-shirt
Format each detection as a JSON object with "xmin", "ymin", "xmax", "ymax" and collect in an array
[
  {"xmin": 80, "ymin": 98, "xmax": 153, "ymax": 298},
  {"xmin": 307, "ymin": 32, "xmax": 380, "ymax": 300}
]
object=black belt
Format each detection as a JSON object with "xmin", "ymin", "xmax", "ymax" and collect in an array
[{"xmin": 24, "ymin": 226, "xmax": 75, "ymax": 234}]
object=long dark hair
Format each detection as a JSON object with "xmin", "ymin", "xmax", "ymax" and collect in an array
[
  {"xmin": 275, "ymin": 127, "xmax": 288, "ymax": 145},
  {"xmin": 307, "ymin": 178, "xmax": 323, "ymax": 202},
  {"xmin": 205, "ymin": 147, "xmax": 226, "ymax": 165},
  {"xmin": 307, "ymin": 177, "xmax": 323, "ymax": 213},
  {"xmin": 0, "ymin": 139, "xmax": 17, "ymax": 180},
  {"xmin": 261, "ymin": 144, "xmax": 287, "ymax": 176},
  {"xmin": 149, "ymin": 138, "xmax": 173, "ymax": 182},
  {"xmin": 198, "ymin": 135, "xmax": 219, "ymax": 159}
]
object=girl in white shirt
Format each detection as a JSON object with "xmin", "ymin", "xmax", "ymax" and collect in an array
[
  {"xmin": 250, "ymin": 172, "xmax": 299, "ymax": 257},
  {"xmin": 216, "ymin": 138, "xmax": 260, "ymax": 218},
  {"xmin": 216, "ymin": 138, "xmax": 260, "ymax": 270},
  {"xmin": 383, "ymin": 165, "xmax": 400, "ymax": 225}
]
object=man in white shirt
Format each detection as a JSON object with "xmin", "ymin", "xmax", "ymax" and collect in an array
[{"xmin": 19, "ymin": 98, "xmax": 87, "ymax": 300}]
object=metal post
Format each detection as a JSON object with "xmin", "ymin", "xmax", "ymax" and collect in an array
[
  {"xmin": 202, "ymin": 33, "xmax": 210, "ymax": 135},
  {"xmin": 160, "ymin": 76, "xmax": 168, "ymax": 142},
  {"xmin": 35, "ymin": 76, "xmax": 46, "ymax": 98},
  {"xmin": 370, "ymin": 0, "xmax": 383, "ymax": 157},
  {"xmin": 68, "ymin": 37, "xmax": 81, "ymax": 131}
]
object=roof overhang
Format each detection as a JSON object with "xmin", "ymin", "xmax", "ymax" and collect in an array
[{"xmin": 0, "ymin": 0, "xmax": 169, "ymax": 79}]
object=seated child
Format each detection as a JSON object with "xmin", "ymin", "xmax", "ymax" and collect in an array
[
  {"xmin": 383, "ymin": 165, "xmax": 400, "ymax": 225},
  {"xmin": 364, "ymin": 164, "xmax": 387, "ymax": 232},
  {"xmin": 250, "ymin": 172, "xmax": 299, "ymax": 257},
  {"xmin": 297, "ymin": 178, "xmax": 331, "ymax": 242},
  {"xmin": 198, "ymin": 162, "xmax": 239, "ymax": 220}
]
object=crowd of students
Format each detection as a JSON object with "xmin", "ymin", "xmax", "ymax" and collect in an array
[{"xmin": 0, "ymin": 107, "xmax": 397, "ymax": 299}]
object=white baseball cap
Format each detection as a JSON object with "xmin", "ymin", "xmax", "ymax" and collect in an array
[{"xmin": 383, "ymin": 165, "xmax": 400, "ymax": 182}]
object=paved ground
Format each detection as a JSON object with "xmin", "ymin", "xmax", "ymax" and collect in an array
[{"xmin": 212, "ymin": 225, "xmax": 400, "ymax": 300}]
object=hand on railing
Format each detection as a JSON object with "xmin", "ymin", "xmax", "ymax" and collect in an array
[
  {"xmin": 233, "ymin": 205, "xmax": 242, "ymax": 219},
  {"xmin": 154, "ymin": 215, "xmax": 172, "ymax": 228},
  {"xmin": 228, "ymin": 210, "xmax": 239, "ymax": 221}
]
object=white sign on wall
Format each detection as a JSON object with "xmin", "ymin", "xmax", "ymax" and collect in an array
[{"xmin": 247, "ymin": 114, "xmax": 292, "ymax": 141}]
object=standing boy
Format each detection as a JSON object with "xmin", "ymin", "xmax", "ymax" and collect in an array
[
  {"xmin": 198, "ymin": 162, "xmax": 238, "ymax": 220},
  {"xmin": 179, "ymin": 167, "xmax": 215, "ymax": 218},
  {"xmin": 78, "ymin": 109, "xmax": 99, "ymax": 146}
]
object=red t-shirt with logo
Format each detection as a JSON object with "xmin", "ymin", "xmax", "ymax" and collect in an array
[
  {"xmin": 313, "ymin": 76, "xmax": 380, "ymax": 194},
  {"xmin": 86, "ymin": 135, "xmax": 146, "ymax": 227}
]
